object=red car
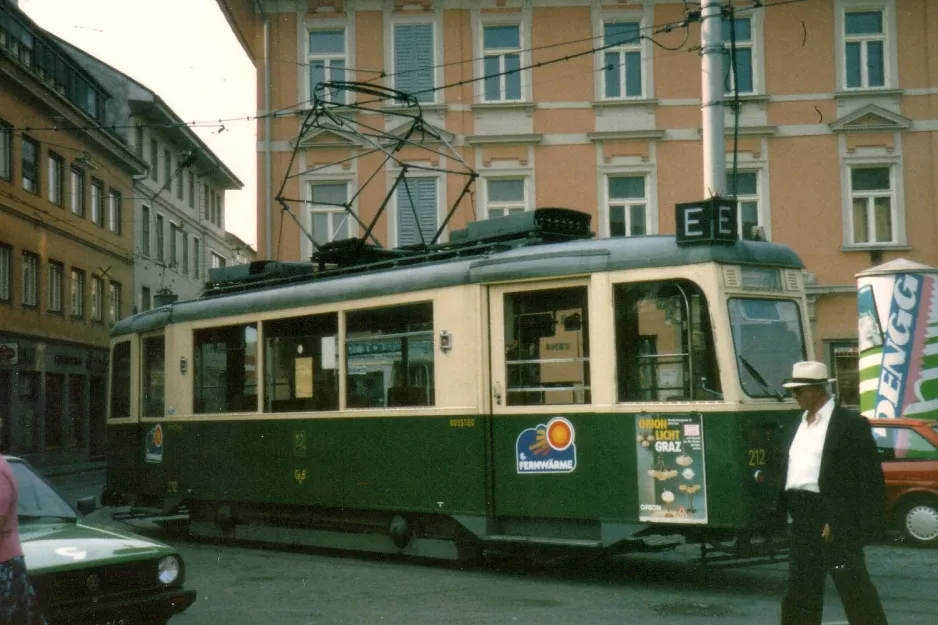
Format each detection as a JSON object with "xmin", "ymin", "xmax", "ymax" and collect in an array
[{"xmin": 869, "ymin": 417, "xmax": 938, "ymax": 547}]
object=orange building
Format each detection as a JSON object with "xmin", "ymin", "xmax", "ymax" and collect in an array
[
  {"xmin": 216, "ymin": 0, "xmax": 938, "ymax": 404},
  {"xmin": 0, "ymin": 2, "xmax": 145, "ymax": 466}
]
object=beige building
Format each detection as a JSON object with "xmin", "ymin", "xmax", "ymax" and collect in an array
[
  {"xmin": 0, "ymin": 1, "xmax": 146, "ymax": 465},
  {"xmin": 217, "ymin": 0, "xmax": 938, "ymax": 404}
]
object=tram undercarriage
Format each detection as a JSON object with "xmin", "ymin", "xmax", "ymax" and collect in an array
[{"xmin": 107, "ymin": 497, "xmax": 788, "ymax": 569}]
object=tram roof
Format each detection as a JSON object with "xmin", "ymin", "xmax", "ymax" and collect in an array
[{"xmin": 112, "ymin": 234, "xmax": 803, "ymax": 338}]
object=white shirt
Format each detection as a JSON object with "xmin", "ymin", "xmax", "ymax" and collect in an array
[{"xmin": 785, "ymin": 397, "xmax": 835, "ymax": 493}]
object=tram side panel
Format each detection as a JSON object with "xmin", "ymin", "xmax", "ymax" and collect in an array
[{"xmin": 153, "ymin": 415, "xmax": 488, "ymax": 521}]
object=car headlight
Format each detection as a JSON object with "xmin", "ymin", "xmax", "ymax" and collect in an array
[{"xmin": 157, "ymin": 555, "xmax": 181, "ymax": 585}]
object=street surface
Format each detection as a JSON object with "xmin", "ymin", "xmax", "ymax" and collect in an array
[{"xmin": 48, "ymin": 469, "xmax": 938, "ymax": 625}]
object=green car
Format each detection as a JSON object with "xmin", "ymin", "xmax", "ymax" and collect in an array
[{"xmin": 10, "ymin": 456, "xmax": 196, "ymax": 625}]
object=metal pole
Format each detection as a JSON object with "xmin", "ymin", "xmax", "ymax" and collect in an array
[
  {"xmin": 261, "ymin": 5, "xmax": 273, "ymax": 259},
  {"xmin": 700, "ymin": 1, "xmax": 726, "ymax": 198}
]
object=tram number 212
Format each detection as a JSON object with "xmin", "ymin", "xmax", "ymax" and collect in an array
[{"xmin": 747, "ymin": 449, "xmax": 767, "ymax": 467}]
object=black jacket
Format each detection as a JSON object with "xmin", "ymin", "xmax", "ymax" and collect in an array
[{"xmin": 777, "ymin": 403, "xmax": 887, "ymax": 546}]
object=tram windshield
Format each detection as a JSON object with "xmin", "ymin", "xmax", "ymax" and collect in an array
[{"xmin": 728, "ymin": 298, "xmax": 806, "ymax": 398}]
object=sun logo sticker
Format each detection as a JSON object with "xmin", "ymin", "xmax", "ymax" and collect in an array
[
  {"xmin": 145, "ymin": 424, "xmax": 164, "ymax": 464},
  {"xmin": 516, "ymin": 417, "xmax": 577, "ymax": 474}
]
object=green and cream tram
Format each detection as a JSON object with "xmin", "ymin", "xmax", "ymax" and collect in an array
[{"xmin": 104, "ymin": 208, "xmax": 806, "ymax": 561}]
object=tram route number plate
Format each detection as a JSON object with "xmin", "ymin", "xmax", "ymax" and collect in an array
[
  {"xmin": 675, "ymin": 198, "xmax": 738, "ymax": 246},
  {"xmin": 93, "ymin": 619, "xmax": 127, "ymax": 625}
]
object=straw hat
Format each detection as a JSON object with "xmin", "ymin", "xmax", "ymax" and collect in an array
[{"xmin": 781, "ymin": 361, "xmax": 836, "ymax": 389}]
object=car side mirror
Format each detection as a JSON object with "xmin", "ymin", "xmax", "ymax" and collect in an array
[{"xmin": 76, "ymin": 496, "xmax": 97, "ymax": 515}]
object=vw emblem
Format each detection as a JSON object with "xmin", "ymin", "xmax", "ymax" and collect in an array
[{"xmin": 86, "ymin": 574, "xmax": 101, "ymax": 592}]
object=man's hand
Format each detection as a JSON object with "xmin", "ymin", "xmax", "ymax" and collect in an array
[{"xmin": 822, "ymin": 523, "xmax": 832, "ymax": 542}]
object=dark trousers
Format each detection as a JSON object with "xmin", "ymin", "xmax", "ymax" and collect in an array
[{"xmin": 781, "ymin": 490, "xmax": 888, "ymax": 625}]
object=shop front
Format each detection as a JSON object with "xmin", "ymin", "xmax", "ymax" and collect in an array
[{"xmin": 0, "ymin": 333, "xmax": 108, "ymax": 469}]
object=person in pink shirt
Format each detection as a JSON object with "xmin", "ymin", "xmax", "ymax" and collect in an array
[{"xmin": 0, "ymin": 454, "xmax": 46, "ymax": 625}]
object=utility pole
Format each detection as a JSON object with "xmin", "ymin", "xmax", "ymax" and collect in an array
[
  {"xmin": 700, "ymin": 1, "xmax": 726, "ymax": 198},
  {"xmin": 674, "ymin": 2, "xmax": 736, "ymax": 247}
]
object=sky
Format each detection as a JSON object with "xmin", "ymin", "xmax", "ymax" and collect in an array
[{"xmin": 19, "ymin": 0, "xmax": 258, "ymax": 249}]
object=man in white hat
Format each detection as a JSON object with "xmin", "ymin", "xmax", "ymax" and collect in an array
[{"xmin": 778, "ymin": 361, "xmax": 888, "ymax": 625}]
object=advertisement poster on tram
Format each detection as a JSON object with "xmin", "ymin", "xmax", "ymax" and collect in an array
[
  {"xmin": 857, "ymin": 262, "xmax": 938, "ymax": 421},
  {"xmin": 635, "ymin": 414, "xmax": 707, "ymax": 524}
]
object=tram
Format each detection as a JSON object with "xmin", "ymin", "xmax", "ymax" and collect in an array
[{"xmin": 103, "ymin": 206, "xmax": 807, "ymax": 562}]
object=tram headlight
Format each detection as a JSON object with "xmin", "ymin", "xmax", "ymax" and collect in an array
[{"xmin": 157, "ymin": 555, "xmax": 181, "ymax": 585}]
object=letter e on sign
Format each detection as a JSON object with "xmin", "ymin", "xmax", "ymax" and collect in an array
[{"xmin": 676, "ymin": 197, "xmax": 738, "ymax": 246}]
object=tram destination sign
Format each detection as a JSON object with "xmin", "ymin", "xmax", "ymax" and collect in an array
[{"xmin": 675, "ymin": 197, "xmax": 738, "ymax": 246}]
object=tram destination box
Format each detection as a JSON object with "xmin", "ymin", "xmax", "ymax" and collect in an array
[{"xmin": 675, "ymin": 197, "xmax": 738, "ymax": 246}]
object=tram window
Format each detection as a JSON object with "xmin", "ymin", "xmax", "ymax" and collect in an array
[
  {"xmin": 613, "ymin": 281, "xmax": 720, "ymax": 402},
  {"xmin": 504, "ymin": 287, "xmax": 590, "ymax": 406},
  {"xmin": 141, "ymin": 336, "xmax": 165, "ymax": 418},
  {"xmin": 109, "ymin": 341, "xmax": 131, "ymax": 419},
  {"xmin": 729, "ymin": 298, "xmax": 805, "ymax": 398},
  {"xmin": 193, "ymin": 323, "xmax": 258, "ymax": 413},
  {"xmin": 346, "ymin": 302, "xmax": 434, "ymax": 408},
  {"xmin": 264, "ymin": 313, "xmax": 339, "ymax": 412}
]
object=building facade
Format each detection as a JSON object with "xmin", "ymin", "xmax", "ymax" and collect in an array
[
  {"xmin": 0, "ymin": 0, "xmax": 145, "ymax": 466},
  {"xmin": 54, "ymin": 41, "xmax": 246, "ymax": 309},
  {"xmin": 217, "ymin": 0, "xmax": 938, "ymax": 405}
]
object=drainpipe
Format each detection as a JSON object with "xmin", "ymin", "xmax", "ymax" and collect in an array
[{"xmin": 255, "ymin": 0, "xmax": 273, "ymax": 260}]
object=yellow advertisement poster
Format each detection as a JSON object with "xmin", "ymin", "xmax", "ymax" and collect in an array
[
  {"xmin": 635, "ymin": 414, "xmax": 707, "ymax": 524},
  {"xmin": 295, "ymin": 357, "xmax": 314, "ymax": 399}
]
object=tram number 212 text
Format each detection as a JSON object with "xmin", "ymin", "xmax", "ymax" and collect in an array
[{"xmin": 747, "ymin": 449, "xmax": 766, "ymax": 466}]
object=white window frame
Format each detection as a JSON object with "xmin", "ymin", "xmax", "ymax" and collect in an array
[
  {"xmin": 211, "ymin": 251, "xmax": 226, "ymax": 270},
  {"xmin": 156, "ymin": 214, "xmax": 165, "ymax": 262},
  {"xmin": 91, "ymin": 275, "xmax": 103, "ymax": 322},
  {"xmin": 476, "ymin": 16, "xmax": 527, "ymax": 104},
  {"xmin": 22, "ymin": 252, "xmax": 38, "ymax": 307},
  {"xmin": 47, "ymin": 261, "xmax": 63, "ymax": 313},
  {"xmin": 70, "ymin": 166, "xmax": 84, "ymax": 216},
  {"xmin": 0, "ymin": 244, "xmax": 11, "ymax": 302},
  {"xmin": 21, "ymin": 136, "xmax": 39, "ymax": 195},
  {"xmin": 726, "ymin": 167, "xmax": 771, "ymax": 241},
  {"xmin": 47, "ymin": 152, "xmax": 64, "ymax": 206},
  {"xmin": 141, "ymin": 205, "xmax": 151, "ymax": 256},
  {"xmin": 181, "ymin": 230, "xmax": 189, "ymax": 275},
  {"xmin": 592, "ymin": 5, "xmax": 655, "ymax": 101},
  {"xmin": 305, "ymin": 180, "xmax": 355, "ymax": 257},
  {"xmin": 835, "ymin": 1, "xmax": 896, "ymax": 91},
  {"xmin": 70, "ymin": 268, "xmax": 84, "ymax": 318},
  {"xmin": 90, "ymin": 179, "xmax": 104, "ymax": 227},
  {"xmin": 390, "ymin": 173, "xmax": 443, "ymax": 248},
  {"xmin": 109, "ymin": 281, "xmax": 121, "ymax": 326},
  {"xmin": 601, "ymin": 19, "xmax": 644, "ymax": 100},
  {"xmin": 604, "ymin": 173, "xmax": 650, "ymax": 237},
  {"xmin": 385, "ymin": 12, "xmax": 443, "ymax": 106},
  {"xmin": 306, "ymin": 24, "xmax": 349, "ymax": 105},
  {"xmin": 193, "ymin": 237, "xmax": 201, "ymax": 278},
  {"xmin": 483, "ymin": 177, "xmax": 529, "ymax": 219},
  {"xmin": 108, "ymin": 189, "xmax": 121, "ymax": 234},
  {"xmin": 0, "ymin": 121, "xmax": 11, "ymax": 181},
  {"xmin": 843, "ymin": 160, "xmax": 902, "ymax": 247},
  {"xmin": 599, "ymin": 166, "xmax": 658, "ymax": 238},
  {"xmin": 169, "ymin": 222, "xmax": 179, "ymax": 268},
  {"xmin": 722, "ymin": 13, "xmax": 763, "ymax": 95}
]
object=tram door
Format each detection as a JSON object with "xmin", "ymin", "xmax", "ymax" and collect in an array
[
  {"xmin": 487, "ymin": 281, "xmax": 593, "ymax": 518},
  {"xmin": 104, "ymin": 339, "xmax": 143, "ymax": 505}
]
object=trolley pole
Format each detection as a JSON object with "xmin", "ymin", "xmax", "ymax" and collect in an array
[{"xmin": 700, "ymin": 1, "xmax": 726, "ymax": 198}]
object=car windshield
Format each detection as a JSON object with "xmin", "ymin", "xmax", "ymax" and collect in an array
[
  {"xmin": 728, "ymin": 298, "xmax": 806, "ymax": 398},
  {"xmin": 10, "ymin": 460, "xmax": 77, "ymax": 521}
]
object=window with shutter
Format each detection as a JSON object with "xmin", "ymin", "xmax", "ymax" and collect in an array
[
  {"xmin": 393, "ymin": 23, "xmax": 435, "ymax": 102},
  {"xmin": 397, "ymin": 178, "xmax": 437, "ymax": 247}
]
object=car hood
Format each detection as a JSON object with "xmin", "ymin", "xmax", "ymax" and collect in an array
[{"xmin": 20, "ymin": 519, "xmax": 176, "ymax": 573}]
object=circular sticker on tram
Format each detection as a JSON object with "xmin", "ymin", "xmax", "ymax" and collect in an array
[{"xmin": 545, "ymin": 417, "xmax": 575, "ymax": 451}]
